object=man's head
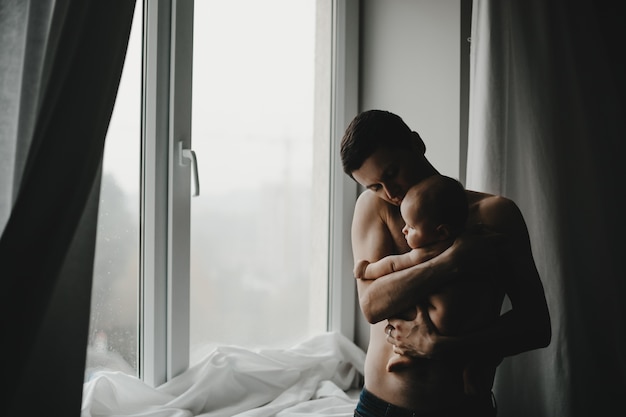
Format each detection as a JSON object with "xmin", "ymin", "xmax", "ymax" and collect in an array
[
  {"xmin": 340, "ymin": 110, "xmax": 422, "ymax": 175},
  {"xmin": 341, "ymin": 110, "xmax": 437, "ymax": 206},
  {"xmin": 400, "ymin": 175, "xmax": 468, "ymax": 249}
]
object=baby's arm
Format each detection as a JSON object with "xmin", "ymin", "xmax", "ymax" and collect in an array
[{"xmin": 354, "ymin": 249, "xmax": 423, "ymax": 280}]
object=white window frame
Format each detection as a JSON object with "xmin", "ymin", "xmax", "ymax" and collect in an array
[
  {"xmin": 139, "ymin": 0, "xmax": 358, "ymax": 386},
  {"xmin": 140, "ymin": 0, "xmax": 169, "ymax": 386},
  {"xmin": 327, "ymin": 0, "xmax": 359, "ymax": 340},
  {"xmin": 141, "ymin": 0, "xmax": 194, "ymax": 386}
]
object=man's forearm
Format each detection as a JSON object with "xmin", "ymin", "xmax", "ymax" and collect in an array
[
  {"xmin": 435, "ymin": 306, "xmax": 551, "ymax": 360},
  {"xmin": 388, "ymin": 300, "xmax": 551, "ymax": 363}
]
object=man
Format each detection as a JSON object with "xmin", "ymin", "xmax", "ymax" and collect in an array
[{"xmin": 341, "ymin": 110, "xmax": 551, "ymax": 416}]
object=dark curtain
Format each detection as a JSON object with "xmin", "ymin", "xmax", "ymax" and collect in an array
[
  {"xmin": 467, "ymin": 1, "xmax": 626, "ymax": 416},
  {"xmin": 0, "ymin": 0, "xmax": 136, "ymax": 414}
]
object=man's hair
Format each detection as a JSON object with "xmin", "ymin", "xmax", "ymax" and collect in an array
[
  {"xmin": 340, "ymin": 110, "xmax": 414, "ymax": 175},
  {"xmin": 413, "ymin": 175, "xmax": 468, "ymax": 234}
]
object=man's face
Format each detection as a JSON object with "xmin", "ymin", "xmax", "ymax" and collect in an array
[{"xmin": 351, "ymin": 147, "xmax": 429, "ymax": 206}]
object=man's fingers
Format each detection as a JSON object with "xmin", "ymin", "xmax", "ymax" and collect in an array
[{"xmin": 392, "ymin": 346, "xmax": 405, "ymax": 355}]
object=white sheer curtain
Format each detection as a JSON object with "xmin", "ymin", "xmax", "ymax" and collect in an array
[
  {"xmin": 467, "ymin": 1, "xmax": 625, "ymax": 416},
  {"xmin": 0, "ymin": 0, "xmax": 55, "ymax": 230}
]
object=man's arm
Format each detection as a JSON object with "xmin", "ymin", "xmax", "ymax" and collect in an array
[
  {"xmin": 351, "ymin": 191, "xmax": 459, "ymax": 323},
  {"xmin": 388, "ymin": 197, "xmax": 551, "ymax": 360},
  {"xmin": 461, "ymin": 196, "xmax": 551, "ymax": 357}
]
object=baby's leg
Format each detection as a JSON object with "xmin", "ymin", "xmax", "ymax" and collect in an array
[{"xmin": 386, "ymin": 353, "xmax": 414, "ymax": 372}]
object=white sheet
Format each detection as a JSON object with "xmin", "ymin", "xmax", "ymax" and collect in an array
[{"xmin": 81, "ymin": 332, "xmax": 365, "ymax": 417}]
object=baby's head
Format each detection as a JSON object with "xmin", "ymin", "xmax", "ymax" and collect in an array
[{"xmin": 400, "ymin": 175, "xmax": 468, "ymax": 249}]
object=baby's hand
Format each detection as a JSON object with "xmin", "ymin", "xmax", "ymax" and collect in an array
[{"xmin": 353, "ymin": 259, "xmax": 370, "ymax": 279}]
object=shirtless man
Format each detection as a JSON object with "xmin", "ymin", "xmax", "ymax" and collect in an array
[{"xmin": 341, "ymin": 110, "xmax": 551, "ymax": 416}]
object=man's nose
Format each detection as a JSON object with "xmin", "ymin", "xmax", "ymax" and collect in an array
[{"xmin": 383, "ymin": 184, "xmax": 399, "ymax": 200}]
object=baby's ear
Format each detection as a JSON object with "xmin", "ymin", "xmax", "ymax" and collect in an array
[{"xmin": 435, "ymin": 224, "xmax": 452, "ymax": 241}]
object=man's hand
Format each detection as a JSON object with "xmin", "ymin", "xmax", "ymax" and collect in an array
[{"xmin": 385, "ymin": 305, "xmax": 441, "ymax": 359}]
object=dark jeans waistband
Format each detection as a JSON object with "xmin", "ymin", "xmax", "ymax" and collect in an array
[{"xmin": 354, "ymin": 387, "xmax": 497, "ymax": 417}]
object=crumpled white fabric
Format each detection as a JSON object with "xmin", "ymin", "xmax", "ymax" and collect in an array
[{"xmin": 81, "ymin": 332, "xmax": 365, "ymax": 417}]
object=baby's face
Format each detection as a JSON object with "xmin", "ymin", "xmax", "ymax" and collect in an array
[{"xmin": 400, "ymin": 198, "xmax": 438, "ymax": 249}]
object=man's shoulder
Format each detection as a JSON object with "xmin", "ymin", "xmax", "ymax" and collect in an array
[
  {"xmin": 353, "ymin": 190, "xmax": 401, "ymax": 230},
  {"xmin": 477, "ymin": 193, "xmax": 519, "ymax": 214},
  {"xmin": 467, "ymin": 191, "xmax": 524, "ymax": 233},
  {"xmin": 466, "ymin": 189, "xmax": 515, "ymax": 207},
  {"xmin": 355, "ymin": 189, "xmax": 396, "ymax": 213}
]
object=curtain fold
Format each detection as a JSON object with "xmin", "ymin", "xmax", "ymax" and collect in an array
[
  {"xmin": 0, "ymin": 0, "xmax": 136, "ymax": 414},
  {"xmin": 467, "ymin": 1, "xmax": 625, "ymax": 416}
]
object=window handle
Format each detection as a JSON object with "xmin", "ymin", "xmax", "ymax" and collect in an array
[{"xmin": 178, "ymin": 141, "xmax": 200, "ymax": 197}]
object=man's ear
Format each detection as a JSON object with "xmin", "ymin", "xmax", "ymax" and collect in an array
[
  {"xmin": 411, "ymin": 131, "xmax": 426, "ymax": 154},
  {"xmin": 435, "ymin": 224, "xmax": 451, "ymax": 241}
]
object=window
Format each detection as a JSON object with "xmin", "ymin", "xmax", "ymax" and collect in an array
[
  {"xmin": 188, "ymin": 0, "xmax": 326, "ymax": 364},
  {"xmin": 86, "ymin": 0, "xmax": 358, "ymax": 386},
  {"xmin": 85, "ymin": 2, "xmax": 142, "ymax": 381}
]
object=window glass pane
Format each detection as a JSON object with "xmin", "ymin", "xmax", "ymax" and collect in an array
[
  {"xmin": 190, "ymin": 0, "xmax": 326, "ymax": 363},
  {"xmin": 85, "ymin": 4, "xmax": 141, "ymax": 381}
]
